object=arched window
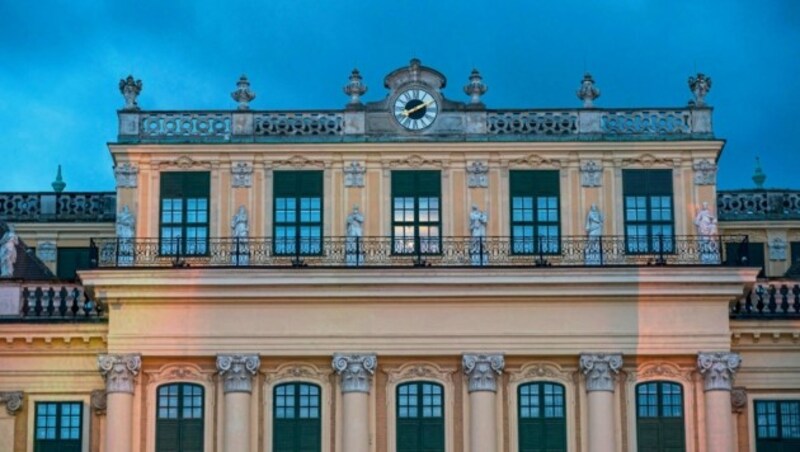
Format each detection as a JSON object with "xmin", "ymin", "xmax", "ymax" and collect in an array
[
  {"xmin": 396, "ymin": 381, "xmax": 444, "ymax": 452},
  {"xmin": 636, "ymin": 381, "xmax": 685, "ymax": 452},
  {"xmin": 156, "ymin": 383, "xmax": 203, "ymax": 452},
  {"xmin": 273, "ymin": 382, "xmax": 321, "ymax": 452},
  {"xmin": 517, "ymin": 382, "xmax": 567, "ymax": 452}
]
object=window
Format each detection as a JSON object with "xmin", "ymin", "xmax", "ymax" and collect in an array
[
  {"xmin": 518, "ymin": 382, "xmax": 567, "ymax": 452},
  {"xmin": 273, "ymin": 171, "xmax": 323, "ymax": 255},
  {"xmin": 273, "ymin": 383, "xmax": 321, "ymax": 452},
  {"xmin": 392, "ymin": 171, "xmax": 441, "ymax": 255},
  {"xmin": 755, "ymin": 400, "xmax": 800, "ymax": 452},
  {"xmin": 56, "ymin": 247, "xmax": 91, "ymax": 281},
  {"xmin": 636, "ymin": 382, "xmax": 685, "ymax": 452},
  {"xmin": 34, "ymin": 402, "xmax": 82, "ymax": 452},
  {"xmin": 159, "ymin": 172, "xmax": 210, "ymax": 256},
  {"xmin": 510, "ymin": 171, "xmax": 560, "ymax": 255},
  {"xmin": 396, "ymin": 382, "xmax": 444, "ymax": 452},
  {"xmin": 726, "ymin": 242, "xmax": 765, "ymax": 277},
  {"xmin": 623, "ymin": 170, "xmax": 674, "ymax": 254},
  {"xmin": 156, "ymin": 383, "xmax": 203, "ymax": 452}
]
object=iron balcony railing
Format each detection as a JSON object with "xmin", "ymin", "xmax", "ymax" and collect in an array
[
  {"xmin": 730, "ymin": 282, "xmax": 800, "ymax": 319},
  {"xmin": 89, "ymin": 235, "xmax": 749, "ymax": 269},
  {"xmin": 0, "ymin": 192, "xmax": 116, "ymax": 222}
]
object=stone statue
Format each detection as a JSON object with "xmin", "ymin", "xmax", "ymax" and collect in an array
[
  {"xmin": 119, "ymin": 75, "xmax": 142, "ymax": 111},
  {"xmin": 231, "ymin": 75, "xmax": 256, "ymax": 110},
  {"xmin": 688, "ymin": 73, "xmax": 712, "ymax": 107},
  {"xmin": 469, "ymin": 205, "xmax": 488, "ymax": 265},
  {"xmin": 346, "ymin": 205, "xmax": 364, "ymax": 239},
  {"xmin": 694, "ymin": 202, "xmax": 720, "ymax": 264},
  {"xmin": 577, "ymin": 73, "xmax": 600, "ymax": 108},
  {"xmin": 231, "ymin": 206, "xmax": 249, "ymax": 265},
  {"xmin": 346, "ymin": 206, "xmax": 365, "ymax": 266},
  {"xmin": 0, "ymin": 226, "xmax": 19, "ymax": 277},
  {"xmin": 116, "ymin": 206, "xmax": 135, "ymax": 266},
  {"xmin": 584, "ymin": 205, "xmax": 603, "ymax": 265}
]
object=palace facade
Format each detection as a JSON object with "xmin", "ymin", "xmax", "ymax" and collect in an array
[{"xmin": 1, "ymin": 60, "xmax": 799, "ymax": 452}]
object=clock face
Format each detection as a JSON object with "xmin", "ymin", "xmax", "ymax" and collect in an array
[{"xmin": 393, "ymin": 88, "xmax": 439, "ymax": 130}]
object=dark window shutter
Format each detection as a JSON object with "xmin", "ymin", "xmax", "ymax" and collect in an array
[
  {"xmin": 517, "ymin": 382, "xmax": 567, "ymax": 452},
  {"xmin": 56, "ymin": 247, "xmax": 91, "ymax": 280},
  {"xmin": 156, "ymin": 384, "xmax": 204, "ymax": 452},
  {"xmin": 635, "ymin": 382, "xmax": 686, "ymax": 452},
  {"xmin": 272, "ymin": 382, "xmax": 322, "ymax": 452},
  {"xmin": 396, "ymin": 382, "xmax": 445, "ymax": 452}
]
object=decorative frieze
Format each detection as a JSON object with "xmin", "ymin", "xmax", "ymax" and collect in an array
[
  {"xmin": 697, "ymin": 352, "xmax": 741, "ymax": 391},
  {"xmin": 344, "ymin": 162, "xmax": 366, "ymax": 187},
  {"xmin": 0, "ymin": 391, "xmax": 23, "ymax": 415},
  {"xmin": 466, "ymin": 161, "xmax": 489, "ymax": 188},
  {"xmin": 579, "ymin": 353, "xmax": 623, "ymax": 392},
  {"xmin": 98, "ymin": 354, "xmax": 142, "ymax": 394},
  {"xmin": 216, "ymin": 354, "xmax": 261, "ymax": 393},
  {"xmin": 769, "ymin": 237, "xmax": 787, "ymax": 261},
  {"xmin": 91, "ymin": 389, "xmax": 107, "ymax": 415},
  {"xmin": 36, "ymin": 241, "xmax": 57, "ymax": 263},
  {"xmin": 462, "ymin": 353, "xmax": 505, "ymax": 392},
  {"xmin": 693, "ymin": 159, "xmax": 717, "ymax": 185},
  {"xmin": 231, "ymin": 162, "xmax": 253, "ymax": 188},
  {"xmin": 580, "ymin": 160, "xmax": 603, "ymax": 187},
  {"xmin": 114, "ymin": 162, "xmax": 139, "ymax": 188},
  {"xmin": 332, "ymin": 353, "xmax": 377, "ymax": 393}
]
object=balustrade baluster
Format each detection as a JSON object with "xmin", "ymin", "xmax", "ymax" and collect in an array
[
  {"xmin": 58, "ymin": 287, "xmax": 68, "ymax": 316},
  {"xmin": 793, "ymin": 285, "xmax": 800, "ymax": 314},
  {"xmin": 34, "ymin": 287, "xmax": 43, "ymax": 316},
  {"xmin": 756, "ymin": 287, "xmax": 766, "ymax": 313},
  {"xmin": 768, "ymin": 285, "xmax": 778, "ymax": 314},
  {"xmin": 780, "ymin": 285, "xmax": 790, "ymax": 313},
  {"xmin": 21, "ymin": 288, "xmax": 30, "ymax": 316},
  {"xmin": 70, "ymin": 288, "xmax": 81, "ymax": 316}
]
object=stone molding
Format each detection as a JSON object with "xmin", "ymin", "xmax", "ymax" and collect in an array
[
  {"xmin": 697, "ymin": 352, "xmax": 741, "ymax": 392},
  {"xmin": 386, "ymin": 154, "xmax": 445, "ymax": 169},
  {"xmin": 466, "ymin": 161, "xmax": 489, "ymax": 188},
  {"xmin": 98, "ymin": 354, "xmax": 142, "ymax": 394},
  {"xmin": 269, "ymin": 155, "xmax": 326, "ymax": 169},
  {"xmin": 508, "ymin": 154, "xmax": 561, "ymax": 168},
  {"xmin": 625, "ymin": 361, "xmax": 693, "ymax": 383},
  {"xmin": 384, "ymin": 362, "xmax": 456, "ymax": 386},
  {"xmin": 693, "ymin": 159, "xmax": 717, "ymax": 185},
  {"xmin": 90, "ymin": 389, "xmax": 107, "ymax": 415},
  {"xmin": 731, "ymin": 387, "xmax": 747, "ymax": 413},
  {"xmin": 579, "ymin": 353, "xmax": 623, "ymax": 392},
  {"xmin": 332, "ymin": 353, "xmax": 377, "ymax": 393},
  {"xmin": 114, "ymin": 162, "xmax": 139, "ymax": 188},
  {"xmin": 0, "ymin": 391, "xmax": 23, "ymax": 415},
  {"xmin": 158, "ymin": 155, "xmax": 213, "ymax": 170},
  {"xmin": 343, "ymin": 161, "xmax": 366, "ymax": 187},
  {"xmin": 508, "ymin": 362, "xmax": 573, "ymax": 384},
  {"xmin": 462, "ymin": 353, "xmax": 505, "ymax": 393},
  {"xmin": 216, "ymin": 354, "xmax": 261, "ymax": 393},
  {"xmin": 769, "ymin": 237, "xmax": 787, "ymax": 261},
  {"xmin": 580, "ymin": 160, "xmax": 603, "ymax": 187},
  {"xmin": 231, "ymin": 162, "xmax": 253, "ymax": 188},
  {"xmin": 36, "ymin": 241, "xmax": 57, "ymax": 263},
  {"xmin": 263, "ymin": 362, "xmax": 333, "ymax": 385},
  {"xmin": 145, "ymin": 363, "xmax": 214, "ymax": 386}
]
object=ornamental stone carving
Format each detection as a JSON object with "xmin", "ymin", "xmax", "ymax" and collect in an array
[
  {"xmin": 98, "ymin": 354, "xmax": 142, "ymax": 394},
  {"xmin": 343, "ymin": 69, "xmax": 368, "ymax": 106},
  {"xmin": 344, "ymin": 161, "xmax": 366, "ymax": 187},
  {"xmin": 466, "ymin": 161, "xmax": 489, "ymax": 188},
  {"xmin": 693, "ymin": 159, "xmax": 717, "ymax": 185},
  {"xmin": 0, "ymin": 391, "xmax": 23, "ymax": 415},
  {"xmin": 119, "ymin": 75, "xmax": 142, "ymax": 111},
  {"xmin": 697, "ymin": 352, "xmax": 741, "ymax": 391},
  {"xmin": 114, "ymin": 162, "xmax": 139, "ymax": 188},
  {"xmin": 688, "ymin": 73, "xmax": 712, "ymax": 107},
  {"xmin": 231, "ymin": 162, "xmax": 253, "ymax": 188},
  {"xmin": 0, "ymin": 227, "xmax": 19, "ymax": 278},
  {"xmin": 462, "ymin": 354, "xmax": 505, "ymax": 392},
  {"xmin": 231, "ymin": 75, "xmax": 256, "ymax": 110},
  {"xmin": 332, "ymin": 353, "xmax": 377, "ymax": 393},
  {"xmin": 577, "ymin": 73, "xmax": 600, "ymax": 108},
  {"xmin": 731, "ymin": 387, "xmax": 747, "ymax": 413},
  {"xmin": 36, "ymin": 241, "xmax": 57, "ymax": 263},
  {"xmin": 216, "ymin": 354, "xmax": 261, "ymax": 393},
  {"xmin": 579, "ymin": 353, "xmax": 623, "ymax": 392},
  {"xmin": 580, "ymin": 160, "xmax": 603, "ymax": 187},
  {"xmin": 463, "ymin": 69, "xmax": 487, "ymax": 106},
  {"xmin": 91, "ymin": 389, "xmax": 107, "ymax": 415},
  {"xmin": 769, "ymin": 237, "xmax": 787, "ymax": 261}
]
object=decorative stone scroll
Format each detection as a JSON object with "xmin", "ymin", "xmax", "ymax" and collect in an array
[
  {"xmin": 462, "ymin": 354, "xmax": 505, "ymax": 392},
  {"xmin": 0, "ymin": 391, "xmax": 23, "ymax": 415},
  {"xmin": 769, "ymin": 237, "xmax": 787, "ymax": 261},
  {"xmin": 344, "ymin": 162, "xmax": 366, "ymax": 187},
  {"xmin": 98, "ymin": 354, "xmax": 142, "ymax": 394},
  {"xmin": 115, "ymin": 162, "xmax": 139, "ymax": 188},
  {"xmin": 693, "ymin": 159, "xmax": 717, "ymax": 185},
  {"xmin": 36, "ymin": 241, "xmax": 57, "ymax": 263},
  {"xmin": 332, "ymin": 353, "xmax": 377, "ymax": 394},
  {"xmin": 697, "ymin": 352, "xmax": 741, "ymax": 391},
  {"xmin": 91, "ymin": 389, "xmax": 107, "ymax": 415},
  {"xmin": 231, "ymin": 162, "xmax": 253, "ymax": 188},
  {"xmin": 579, "ymin": 353, "xmax": 623, "ymax": 392},
  {"xmin": 216, "ymin": 354, "xmax": 261, "ymax": 394},
  {"xmin": 580, "ymin": 160, "xmax": 603, "ymax": 187},
  {"xmin": 466, "ymin": 161, "xmax": 489, "ymax": 188}
]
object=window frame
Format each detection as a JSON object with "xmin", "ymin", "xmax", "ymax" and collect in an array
[
  {"xmin": 272, "ymin": 382, "xmax": 322, "ymax": 452},
  {"xmin": 158, "ymin": 172, "xmax": 211, "ymax": 257},
  {"xmin": 33, "ymin": 401, "xmax": 83, "ymax": 452},
  {"xmin": 273, "ymin": 171, "xmax": 324, "ymax": 257},
  {"xmin": 622, "ymin": 169, "xmax": 675, "ymax": 255},
  {"xmin": 155, "ymin": 383, "xmax": 205, "ymax": 452},
  {"xmin": 754, "ymin": 399, "xmax": 800, "ymax": 450},
  {"xmin": 395, "ymin": 381, "xmax": 445, "ymax": 452},
  {"xmin": 509, "ymin": 170, "xmax": 561, "ymax": 256},
  {"xmin": 516, "ymin": 381, "xmax": 567, "ymax": 452},
  {"xmin": 391, "ymin": 171, "xmax": 442, "ymax": 256},
  {"xmin": 634, "ymin": 381, "xmax": 686, "ymax": 452}
]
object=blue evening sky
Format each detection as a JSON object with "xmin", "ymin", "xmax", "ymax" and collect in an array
[{"xmin": 0, "ymin": 1, "xmax": 797, "ymax": 191}]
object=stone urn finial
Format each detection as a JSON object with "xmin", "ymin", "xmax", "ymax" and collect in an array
[
  {"xmin": 51, "ymin": 165, "xmax": 66, "ymax": 193},
  {"xmin": 463, "ymin": 68, "xmax": 488, "ymax": 106},
  {"xmin": 343, "ymin": 68, "xmax": 368, "ymax": 106},
  {"xmin": 753, "ymin": 157, "xmax": 767, "ymax": 189},
  {"xmin": 118, "ymin": 75, "xmax": 142, "ymax": 111},
  {"xmin": 231, "ymin": 75, "xmax": 256, "ymax": 110},
  {"xmin": 688, "ymin": 73, "xmax": 712, "ymax": 107},
  {"xmin": 577, "ymin": 73, "xmax": 600, "ymax": 108}
]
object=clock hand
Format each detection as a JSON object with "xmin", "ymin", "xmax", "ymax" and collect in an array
[{"xmin": 404, "ymin": 99, "xmax": 435, "ymax": 116}]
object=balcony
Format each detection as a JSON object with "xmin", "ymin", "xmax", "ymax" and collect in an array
[
  {"xmin": 0, "ymin": 192, "xmax": 116, "ymax": 223},
  {"xmin": 730, "ymin": 282, "xmax": 800, "ymax": 319},
  {"xmin": 0, "ymin": 283, "xmax": 104, "ymax": 322},
  {"xmin": 717, "ymin": 189, "xmax": 800, "ymax": 222},
  {"xmin": 89, "ymin": 235, "xmax": 748, "ymax": 269}
]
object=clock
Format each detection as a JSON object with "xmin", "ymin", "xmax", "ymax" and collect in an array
[{"xmin": 393, "ymin": 88, "xmax": 439, "ymax": 130}]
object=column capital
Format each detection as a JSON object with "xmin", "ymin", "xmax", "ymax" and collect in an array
[
  {"xmin": 216, "ymin": 354, "xmax": 261, "ymax": 393},
  {"xmin": 98, "ymin": 354, "xmax": 141, "ymax": 394},
  {"xmin": 697, "ymin": 352, "xmax": 741, "ymax": 391},
  {"xmin": 579, "ymin": 353, "xmax": 623, "ymax": 392},
  {"xmin": 462, "ymin": 353, "xmax": 505, "ymax": 393},
  {"xmin": 332, "ymin": 353, "xmax": 377, "ymax": 393},
  {"xmin": 0, "ymin": 391, "xmax": 23, "ymax": 415}
]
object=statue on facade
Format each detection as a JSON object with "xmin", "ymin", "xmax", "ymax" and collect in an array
[
  {"xmin": 577, "ymin": 73, "xmax": 600, "ymax": 108},
  {"xmin": 0, "ymin": 226, "xmax": 19, "ymax": 277},
  {"xmin": 584, "ymin": 205, "xmax": 604, "ymax": 265},
  {"xmin": 694, "ymin": 202, "xmax": 720, "ymax": 264},
  {"xmin": 469, "ymin": 205, "xmax": 489, "ymax": 265},
  {"xmin": 116, "ymin": 205, "xmax": 135, "ymax": 266},
  {"xmin": 688, "ymin": 73, "xmax": 712, "ymax": 107},
  {"xmin": 119, "ymin": 75, "xmax": 143, "ymax": 111},
  {"xmin": 346, "ymin": 205, "xmax": 365, "ymax": 266},
  {"xmin": 231, "ymin": 206, "xmax": 249, "ymax": 266}
]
